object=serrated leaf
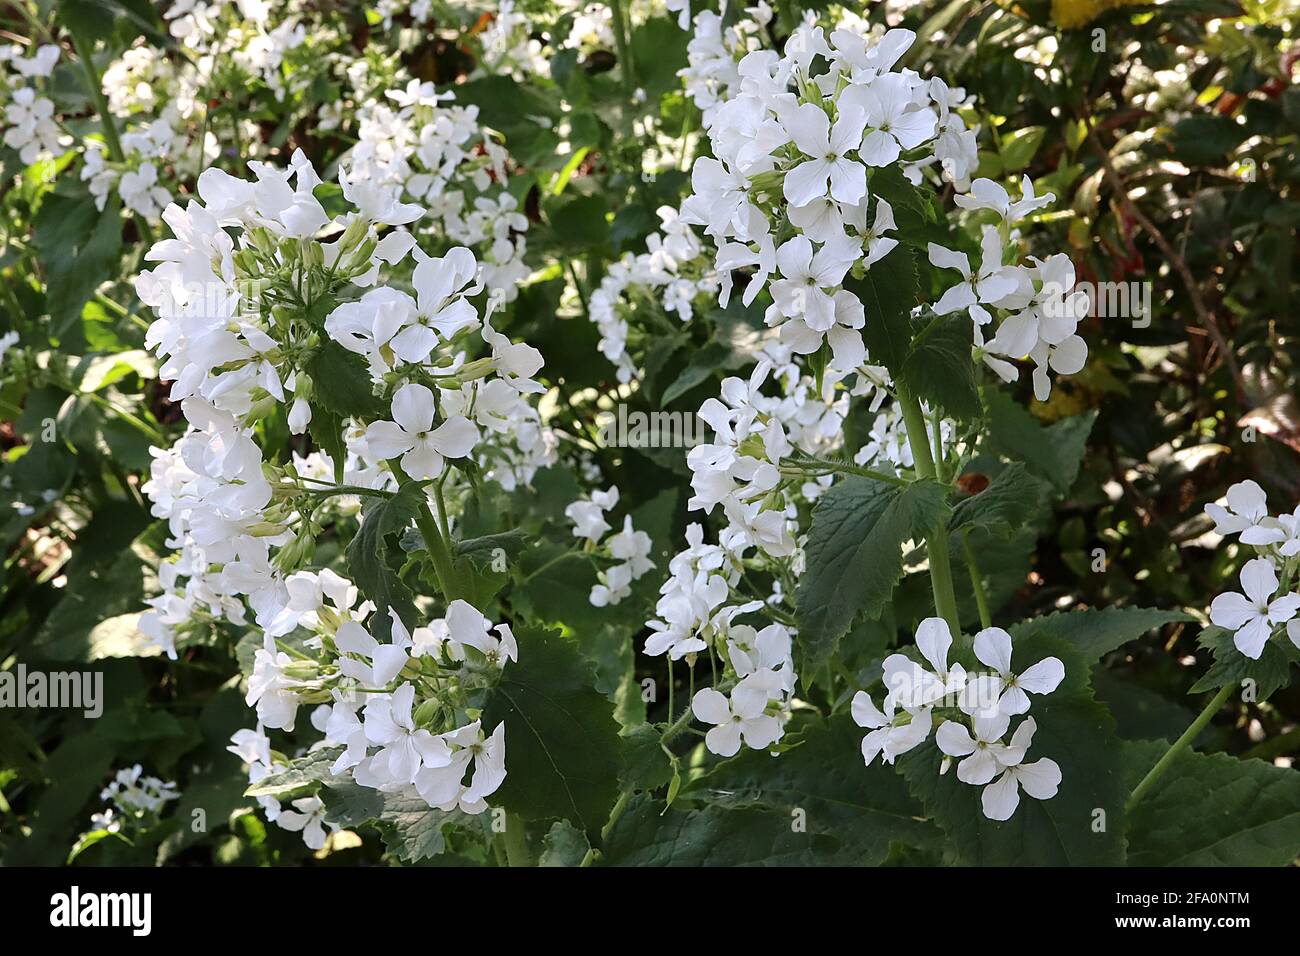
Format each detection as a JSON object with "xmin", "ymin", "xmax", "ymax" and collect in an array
[
  {"xmin": 346, "ymin": 483, "xmax": 423, "ymax": 637},
  {"xmin": 245, "ymin": 746, "xmax": 343, "ymax": 798},
  {"xmin": 1010, "ymin": 606, "xmax": 1194, "ymax": 663},
  {"xmin": 600, "ymin": 794, "xmax": 840, "ymax": 866},
  {"xmin": 539, "ymin": 820, "xmax": 591, "ymax": 866},
  {"xmin": 984, "ymin": 388, "xmax": 1096, "ymax": 493},
  {"xmin": 1124, "ymin": 740, "xmax": 1300, "ymax": 866},
  {"xmin": 847, "ymin": 245, "xmax": 918, "ymax": 375},
  {"xmin": 901, "ymin": 311, "xmax": 980, "ymax": 421},
  {"xmin": 796, "ymin": 477, "xmax": 949, "ymax": 665},
  {"xmin": 481, "ymin": 628, "xmax": 623, "ymax": 833},
  {"xmin": 302, "ymin": 339, "xmax": 382, "ymax": 421},
  {"xmin": 322, "ymin": 780, "xmax": 478, "ymax": 863},
  {"xmin": 691, "ymin": 715, "xmax": 941, "ymax": 862},
  {"xmin": 948, "ymin": 462, "xmax": 1048, "ymax": 539},
  {"xmin": 1188, "ymin": 625, "xmax": 1300, "ymax": 702}
]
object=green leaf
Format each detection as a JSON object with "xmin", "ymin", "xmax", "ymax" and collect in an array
[
  {"xmin": 846, "ymin": 245, "xmax": 918, "ymax": 375},
  {"xmin": 1124, "ymin": 740, "xmax": 1300, "ymax": 866},
  {"xmin": 322, "ymin": 780, "xmax": 478, "ymax": 863},
  {"xmin": 32, "ymin": 191, "xmax": 123, "ymax": 337},
  {"xmin": 600, "ymin": 794, "xmax": 842, "ymax": 865},
  {"xmin": 796, "ymin": 477, "xmax": 948, "ymax": 665},
  {"xmin": 481, "ymin": 628, "xmax": 623, "ymax": 834},
  {"xmin": 1010, "ymin": 606, "xmax": 1194, "ymax": 664},
  {"xmin": 983, "ymin": 388, "xmax": 1096, "ymax": 493},
  {"xmin": 346, "ymin": 483, "xmax": 424, "ymax": 636},
  {"xmin": 539, "ymin": 820, "xmax": 591, "ymax": 866},
  {"xmin": 302, "ymin": 340, "xmax": 382, "ymax": 421},
  {"xmin": 948, "ymin": 462, "xmax": 1048, "ymax": 539},
  {"xmin": 1189, "ymin": 625, "xmax": 1300, "ymax": 702},
  {"xmin": 660, "ymin": 341, "xmax": 730, "ymax": 405},
  {"xmin": 690, "ymin": 715, "xmax": 941, "ymax": 863},
  {"xmin": 999, "ymin": 125, "xmax": 1046, "ymax": 171},
  {"xmin": 245, "ymin": 747, "xmax": 343, "ymax": 798},
  {"xmin": 901, "ymin": 311, "xmax": 980, "ymax": 421}
]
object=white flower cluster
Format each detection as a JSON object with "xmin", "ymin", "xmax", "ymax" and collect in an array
[
  {"xmin": 853, "ymin": 618, "xmax": 1065, "ymax": 820},
  {"xmin": 345, "ymin": 81, "xmax": 530, "ymax": 300},
  {"xmin": 1, "ymin": 43, "xmax": 65, "ymax": 164},
  {"xmin": 588, "ymin": 206, "xmax": 719, "ymax": 382},
  {"xmin": 1206, "ymin": 479, "xmax": 1300, "ymax": 659},
  {"xmin": 228, "ymin": 593, "xmax": 511, "ymax": 846},
  {"xmin": 129, "ymin": 148, "xmax": 551, "ymax": 832},
  {"xmin": 89, "ymin": 765, "xmax": 180, "ymax": 835},
  {"xmin": 934, "ymin": 180, "xmax": 1091, "ymax": 400},
  {"xmin": 564, "ymin": 486, "xmax": 655, "ymax": 606}
]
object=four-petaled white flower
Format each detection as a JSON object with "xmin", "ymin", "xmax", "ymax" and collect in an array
[
  {"xmin": 692, "ymin": 687, "xmax": 782, "ymax": 757},
  {"xmin": 852, "ymin": 690, "xmax": 933, "ymax": 766},
  {"xmin": 781, "ymin": 102, "xmax": 868, "ymax": 207},
  {"xmin": 978, "ymin": 719, "xmax": 1062, "ymax": 821},
  {"xmin": 364, "ymin": 382, "xmax": 478, "ymax": 480},
  {"xmin": 1209, "ymin": 557, "xmax": 1300, "ymax": 659},
  {"xmin": 965, "ymin": 626, "xmax": 1065, "ymax": 717}
]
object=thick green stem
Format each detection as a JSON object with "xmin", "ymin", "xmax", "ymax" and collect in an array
[
  {"xmin": 503, "ymin": 812, "xmax": 531, "ymax": 867},
  {"xmin": 961, "ymin": 532, "xmax": 993, "ymax": 630},
  {"xmin": 1127, "ymin": 682, "xmax": 1235, "ymax": 813},
  {"xmin": 896, "ymin": 387, "xmax": 961, "ymax": 637}
]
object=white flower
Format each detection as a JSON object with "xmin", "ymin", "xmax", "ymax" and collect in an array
[
  {"xmin": 966, "ymin": 626, "xmax": 1065, "ymax": 716},
  {"xmin": 781, "ymin": 102, "xmax": 867, "ymax": 206},
  {"xmin": 846, "ymin": 73, "xmax": 937, "ymax": 167},
  {"xmin": 882, "ymin": 617, "xmax": 967, "ymax": 709},
  {"xmin": 245, "ymin": 634, "xmax": 302, "ymax": 730},
  {"xmin": 852, "ymin": 689, "xmax": 934, "ymax": 765},
  {"xmin": 954, "ymin": 176, "xmax": 1054, "ymax": 223},
  {"xmin": 936, "ymin": 712, "xmax": 1019, "ymax": 784},
  {"xmin": 276, "ymin": 796, "xmax": 334, "ymax": 849},
  {"xmin": 359, "ymin": 684, "xmax": 452, "ymax": 786},
  {"xmin": 364, "ymin": 383, "xmax": 478, "ymax": 479},
  {"xmin": 1209, "ymin": 557, "xmax": 1300, "ymax": 659},
  {"xmin": 692, "ymin": 687, "xmax": 783, "ymax": 756},
  {"xmin": 978, "ymin": 719, "xmax": 1061, "ymax": 821},
  {"xmin": 565, "ymin": 486, "xmax": 619, "ymax": 542},
  {"xmin": 1204, "ymin": 480, "xmax": 1277, "ymax": 543}
]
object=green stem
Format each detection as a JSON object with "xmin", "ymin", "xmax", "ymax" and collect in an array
[
  {"xmin": 68, "ymin": 25, "xmax": 156, "ymax": 248},
  {"xmin": 961, "ymin": 532, "xmax": 993, "ymax": 630},
  {"xmin": 503, "ymin": 812, "xmax": 531, "ymax": 867},
  {"xmin": 896, "ymin": 387, "xmax": 960, "ymax": 637},
  {"xmin": 783, "ymin": 454, "xmax": 909, "ymax": 487},
  {"xmin": 387, "ymin": 460, "xmax": 460, "ymax": 601},
  {"xmin": 607, "ymin": 0, "xmax": 636, "ymax": 94},
  {"xmin": 1127, "ymin": 682, "xmax": 1235, "ymax": 813}
]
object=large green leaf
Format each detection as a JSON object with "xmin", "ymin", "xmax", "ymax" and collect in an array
[
  {"xmin": 690, "ymin": 715, "xmax": 941, "ymax": 863},
  {"xmin": 796, "ymin": 477, "xmax": 948, "ymax": 665},
  {"xmin": 1124, "ymin": 740, "xmax": 1300, "ymax": 866},
  {"xmin": 948, "ymin": 462, "xmax": 1048, "ymax": 539},
  {"xmin": 32, "ymin": 191, "xmax": 123, "ymax": 338},
  {"xmin": 901, "ymin": 311, "xmax": 980, "ymax": 421},
  {"xmin": 600, "ymin": 794, "xmax": 841, "ymax": 866},
  {"xmin": 481, "ymin": 628, "xmax": 623, "ymax": 834}
]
